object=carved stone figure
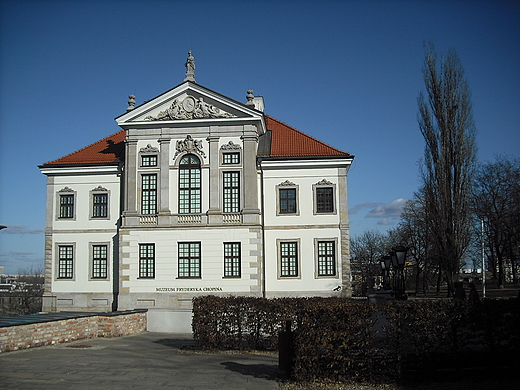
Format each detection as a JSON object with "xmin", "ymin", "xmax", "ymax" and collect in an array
[
  {"xmin": 184, "ymin": 50, "xmax": 196, "ymax": 82},
  {"xmin": 144, "ymin": 95, "xmax": 235, "ymax": 121}
]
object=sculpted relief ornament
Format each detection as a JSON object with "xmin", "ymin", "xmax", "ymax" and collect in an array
[
  {"xmin": 220, "ymin": 141, "xmax": 242, "ymax": 150},
  {"xmin": 145, "ymin": 95, "xmax": 236, "ymax": 121},
  {"xmin": 140, "ymin": 144, "xmax": 160, "ymax": 154},
  {"xmin": 174, "ymin": 135, "xmax": 206, "ymax": 159}
]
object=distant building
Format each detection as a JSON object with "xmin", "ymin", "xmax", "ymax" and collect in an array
[{"xmin": 39, "ymin": 53, "xmax": 354, "ymax": 330}]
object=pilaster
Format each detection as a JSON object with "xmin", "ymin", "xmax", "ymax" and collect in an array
[
  {"xmin": 158, "ymin": 138, "xmax": 171, "ymax": 225},
  {"xmin": 338, "ymin": 168, "xmax": 352, "ymax": 297},
  {"xmin": 241, "ymin": 132, "xmax": 260, "ymax": 224},
  {"xmin": 123, "ymin": 138, "xmax": 138, "ymax": 225},
  {"xmin": 206, "ymin": 134, "xmax": 222, "ymax": 224}
]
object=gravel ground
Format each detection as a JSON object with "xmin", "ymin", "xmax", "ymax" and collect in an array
[
  {"xmin": 272, "ymin": 373, "xmax": 500, "ymax": 389},
  {"xmin": 278, "ymin": 378, "xmax": 518, "ymax": 390}
]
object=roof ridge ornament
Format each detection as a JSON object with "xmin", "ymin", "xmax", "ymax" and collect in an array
[
  {"xmin": 246, "ymin": 90, "xmax": 255, "ymax": 107},
  {"xmin": 184, "ymin": 50, "xmax": 196, "ymax": 83},
  {"xmin": 126, "ymin": 95, "xmax": 136, "ymax": 112}
]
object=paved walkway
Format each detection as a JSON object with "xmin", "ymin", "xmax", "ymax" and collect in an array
[{"xmin": 0, "ymin": 332, "xmax": 283, "ymax": 389}]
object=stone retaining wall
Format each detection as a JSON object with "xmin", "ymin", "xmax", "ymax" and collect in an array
[{"xmin": 0, "ymin": 310, "xmax": 147, "ymax": 353}]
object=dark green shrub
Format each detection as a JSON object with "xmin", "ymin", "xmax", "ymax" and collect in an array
[
  {"xmin": 292, "ymin": 298, "xmax": 379, "ymax": 382},
  {"xmin": 192, "ymin": 295, "xmax": 520, "ymax": 382}
]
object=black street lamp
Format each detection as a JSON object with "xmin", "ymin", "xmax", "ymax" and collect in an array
[
  {"xmin": 380, "ymin": 255, "xmax": 391, "ymax": 290},
  {"xmin": 391, "ymin": 246, "xmax": 408, "ymax": 300}
]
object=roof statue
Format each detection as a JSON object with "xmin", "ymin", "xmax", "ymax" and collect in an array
[{"xmin": 184, "ymin": 50, "xmax": 196, "ymax": 82}]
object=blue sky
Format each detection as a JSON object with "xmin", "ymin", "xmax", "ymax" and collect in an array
[{"xmin": 1, "ymin": 0, "xmax": 519, "ymax": 274}]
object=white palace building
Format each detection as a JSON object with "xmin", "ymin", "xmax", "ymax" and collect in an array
[{"xmin": 39, "ymin": 52, "xmax": 354, "ymax": 331}]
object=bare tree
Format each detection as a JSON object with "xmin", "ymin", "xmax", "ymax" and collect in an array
[
  {"xmin": 417, "ymin": 43, "xmax": 477, "ymax": 295},
  {"xmin": 350, "ymin": 230, "xmax": 391, "ymax": 295},
  {"xmin": 0, "ymin": 266, "xmax": 44, "ymax": 317},
  {"xmin": 472, "ymin": 156, "xmax": 520, "ymax": 287},
  {"xmin": 390, "ymin": 198, "xmax": 438, "ymax": 294}
]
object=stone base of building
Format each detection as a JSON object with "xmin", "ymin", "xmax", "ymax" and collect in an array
[{"xmin": 146, "ymin": 309, "xmax": 193, "ymax": 333}]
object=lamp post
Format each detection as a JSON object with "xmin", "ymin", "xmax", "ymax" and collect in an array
[
  {"xmin": 391, "ymin": 246, "xmax": 408, "ymax": 300},
  {"xmin": 380, "ymin": 255, "xmax": 391, "ymax": 290}
]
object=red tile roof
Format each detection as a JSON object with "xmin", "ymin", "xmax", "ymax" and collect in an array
[
  {"xmin": 43, "ymin": 130, "xmax": 125, "ymax": 166},
  {"xmin": 265, "ymin": 116, "xmax": 350, "ymax": 157},
  {"xmin": 42, "ymin": 116, "xmax": 350, "ymax": 166}
]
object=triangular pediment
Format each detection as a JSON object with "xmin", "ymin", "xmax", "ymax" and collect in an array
[{"xmin": 116, "ymin": 82, "xmax": 263, "ymax": 127}]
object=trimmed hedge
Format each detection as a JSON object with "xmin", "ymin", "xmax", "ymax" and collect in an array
[
  {"xmin": 192, "ymin": 296, "xmax": 520, "ymax": 382},
  {"xmin": 292, "ymin": 298, "xmax": 381, "ymax": 382},
  {"xmin": 192, "ymin": 296, "xmax": 303, "ymax": 350}
]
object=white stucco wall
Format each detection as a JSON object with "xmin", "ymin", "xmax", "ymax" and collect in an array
[{"xmin": 42, "ymin": 167, "xmax": 120, "ymax": 297}]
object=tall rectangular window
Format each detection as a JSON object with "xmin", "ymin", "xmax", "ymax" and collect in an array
[
  {"xmin": 92, "ymin": 245, "xmax": 108, "ymax": 279},
  {"xmin": 317, "ymin": 241, "xmax": 336, "ymax": 276},
  {"xmin": 178, "ymin": 242, "xmax": 201, "ymax": 278},
  {"xmin": 139, "ymin": 244, "xmax": 155, "ymax": 278},
  {"xmin": 316, "ymin": 187, "xmax": 334, "ymax": 213},
  {"xmin": 58, "ymin": 245, "xmax": 73, "ymax": 279},
  {"xmin": 141, "ymin": 174, "xmax": 157, "ymax": 214},
  {"xmin": 224, "ymin": 242, "xmax": 241, "ymax": 278},
  {"xmin": 59, "ymin": 194, "xmax": 74, "ymax": 218},
  {"xmin": 179, "ymin": 155, "xmax": 201, "ymax": 214},
  {"xmin": 279, "ymin": 188, "xmax": 297, "ymax": 214},
  {"xmin": 92, "ymin": 193, "xmax": 108, "ymax": 218},
  {"xmin": 280, "ymin": 242, "xmax": 298, "ymax": 277},
  {"xmin": 223, "ymin": 172, "xmax": 240, "ymax": 213}
]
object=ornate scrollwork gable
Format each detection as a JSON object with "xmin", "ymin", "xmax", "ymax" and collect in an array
[{"xmin": 58, "ymin": 186, "xmax": 74, "ymax": 192}]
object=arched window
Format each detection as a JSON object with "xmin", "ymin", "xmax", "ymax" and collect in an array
[{"xmin": 179, "ymin": 154, "xmax": 201, "ymax": 213}]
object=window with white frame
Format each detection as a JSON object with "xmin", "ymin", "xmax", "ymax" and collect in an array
[
  {"xmin": 179, "ymin": 154, "xmax": 201, "ymax": 214},
  {"xmin": 140, "ymin": 143, "xmax": 159, "ymax": 167},
  {"xmin": 316, "ymin": 240, "xmax": 337, "ymax": 277},
  {"xmin": 141, "ymin": 174, "xmax": 157, "ymax": 214},
  {"xmin": 141, "ymin": 154, "xmax": 157, "ymax": 167},
  {"xmin": 279, "ymin": 240, "xmax": 299, "ymax": 278},
  {"xmin": 223, "ymin": 242, "xmax": 241, "ymax": 278},
  {"xmin": 139, "ymin": 243, "xmax": 155, "ymax": 278},
  {"xmin": 91, "ymin": 244, "xmax": 108, "ymax": 279},
  {"xmin": 58, "ymin": 245, "xmax": 74, "ymax": 279},
  {"xmin": 223, "ymin": 171, "xmax": 240, "ymax": 213},
  {"xmin": 178, "ymin": 242, "xmax": 201, "ymax": 278},
  {"xmin": 222, "ymin": 152, "xmax": 240, "ymax": 165}
]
